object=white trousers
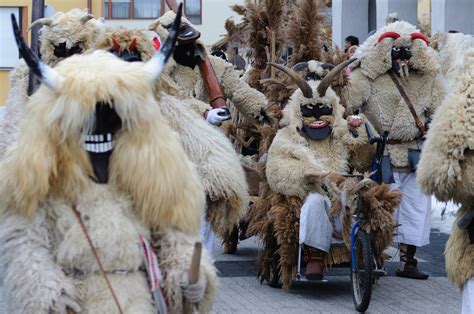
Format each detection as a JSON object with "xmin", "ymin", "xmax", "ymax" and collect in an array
[
  {"xmin": 199, "ymin": 208, "xmax": 215, "ymax": 256},
  {"xmin": 299, "ymin": 192, "xmax": 344, "ymax": 252},
  {"xmin": 463, "ymin": 278, "xmax": 474, "ymax": 314},
  {"xmin": 391, "ymin": 172, "xmax": 431, "ymax": 247}
]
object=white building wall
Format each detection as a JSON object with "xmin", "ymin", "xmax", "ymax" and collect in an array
[
  {"xmin": 376, "ymin": 0, "xmax": 417, "ymax": 29},
  {"xmin": 104, "ymin": 0, "xmax": 245, "ymax": 46},
  {"xmin": 332, "ymin": 0, "xmax": 369, "ymax": 49},
  {"xmin": 432, "ymin": 0, "xmax": 473, "ymax": 34}
]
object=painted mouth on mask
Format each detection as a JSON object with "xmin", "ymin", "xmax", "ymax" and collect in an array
[
  {"xmin": 83, "ymin": 133, "xmax": 114, "ymax": 153},
  {"xmin": 308, "ymin": 119, "xmax": 329, "ymax": 129}
]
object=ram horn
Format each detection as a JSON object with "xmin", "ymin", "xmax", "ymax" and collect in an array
[
  {"xmin": 268, "ymin": 62, "xmax": 313, "ymax": 98},
  {"xmin": 12, "ymin": 14, "xmax": 62, "ymax": 91},
  {"xmin": 28, "ymin": 17, "xmax": 53, "ymax": 31},
  {"xmin": 317, "ymin": 58, "xmax": 357, "ymax": 97}
]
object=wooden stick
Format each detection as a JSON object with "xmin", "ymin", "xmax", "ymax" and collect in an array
[{"xmin": 188, "ymin": 242, "xmax": 202, "ymax": 284}]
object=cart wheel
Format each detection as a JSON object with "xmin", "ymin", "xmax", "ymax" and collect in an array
[{"xmin": 351, "ymin": 230, "xmax": 373, "ymax": 312}]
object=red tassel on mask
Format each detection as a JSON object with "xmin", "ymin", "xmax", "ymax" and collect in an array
[{"xmin": 152, "ymin": 36, "xmax": 161, "ymax": 51}]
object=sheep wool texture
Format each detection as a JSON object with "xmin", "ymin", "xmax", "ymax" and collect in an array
[
  {"xmin": 417, "ymin": 48, "xmax": 474, "ymax": 289},
  {"xmin": 94, "ymin": 28, "xmax": 249, "ymax": 239},
  {"xmin": 0, "ymin": 51, "xmax": 217, "ymax": 313},
  {"xmin": 347, "ymin": 21, "xmax": 445, "ymax": 171}
]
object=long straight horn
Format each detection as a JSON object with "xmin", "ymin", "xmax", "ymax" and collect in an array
[
  {"xmin": 11, "ymin": 14, "xmax": 62, "ymax": 91},
  {"xmin": 28, "ymin": 17, "xmax": 53, "ymax": 31},
  {"xmin": 268, "ymin": 62, "xmax": 313, "ymax": 98},
  {"xmin": 317, "ymin": 58, "xmax": 357, "ymax": 97},
  {"xmin": 144, "ymin": 3, "xmax": 182, "ymax": 80}
]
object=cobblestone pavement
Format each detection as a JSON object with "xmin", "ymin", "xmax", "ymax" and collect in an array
[{"xmin": 0, "ymin": 229, "xmax": 461, "ymax": 313}]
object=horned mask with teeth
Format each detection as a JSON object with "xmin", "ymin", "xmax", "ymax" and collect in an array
[
  {"xmin": 270, "ymin": 59, "xmax": 356, "ymax": 140},
  {"xmin": 1, "ymin": 5, "xmax": 205, "ymax": 234}
]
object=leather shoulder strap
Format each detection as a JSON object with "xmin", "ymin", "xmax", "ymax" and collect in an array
[{"xmin": 388, "ymin": 71, "xmax": 426, "ymax": 136}]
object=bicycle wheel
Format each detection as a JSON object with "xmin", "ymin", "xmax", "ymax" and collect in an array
[{"xmin": 351, "ymin": 230, "xmax": 373, "ymax": 312}]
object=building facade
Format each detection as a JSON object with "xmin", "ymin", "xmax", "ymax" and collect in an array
[
  {"xmin": 0, "ymin": 0, "xmax": 472, "ymax": 105},
  {"xmin": 0, "ymin": 0, "xmax": 244, "ymax": 105}
]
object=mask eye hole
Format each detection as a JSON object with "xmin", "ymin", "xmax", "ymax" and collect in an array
[
  {"xmin": 404, "ymin": 47, "xmax": 411, "ymax": 52},
  {"xmin": 392, "ymin": 47, "xmax": 401, "ymax": 52}
]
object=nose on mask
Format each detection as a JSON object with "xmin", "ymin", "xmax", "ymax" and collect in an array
[{"xmin": 391, "ymin": 46, "xmax": 412, "ymax": 78}]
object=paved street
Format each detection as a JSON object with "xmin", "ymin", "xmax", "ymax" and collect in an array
[
  {"xmin": 213, "ymin": 228, "xmax": 461, "ymax": 313},
  {"xmin": 0, "ymin": 228, "xmax": 461, "ymax": 313}
]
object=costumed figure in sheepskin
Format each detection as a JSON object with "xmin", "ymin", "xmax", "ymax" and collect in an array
[
  {"xmin": 417, "ymin": 49, "xmax": 474, "ymax": 312},
  {"xmin": 94, "ymin": 27, "xmax": 249, "ymax": 256},
  {"xmin": 346, "ymin": 21, "xmax": 445, "ymax": 279},
  {"xmin": 148, "ymin": 9, "xmax": 268, "ymax": 253},
  {"xmin": 256, "ymin": 60, "xmax": 401, "ymax": 288},
  {"xmin": 0, "ymin": 8, "xmax": 105, "ymax": 159},
  {"xmin": 0, "ymin": 11, "xmax": 217, "ymax": 314},
  {"xmin": 148, "ymin": 10, "xmax": 267, "ymax": 123}
]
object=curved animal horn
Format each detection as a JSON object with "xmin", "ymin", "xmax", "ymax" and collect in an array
[
  {"xmin": 79, "ymin": 14, "xmax": 94, "ymax": 25},
  {"xmin": 11, "ymin": 14, "xmax": 62, "ymax": 91},
  {"xmin": 317, "ymin": 58, "xmax": 357, "ymax": 97},
  {"xmin": 410, "ymin": 32, "xmax": 430, "ymax": 45},
  {"xmin": 111, "ymin": 37, "xmax": 121, "ymax": 51},
  {"xmin": 129, "ymin": 38, "xmax": 137, "ymax": 51},
  {"xmin": 268, "ymin": 62, "xmax": 313, "ymax": 98},
  {"xmin": 28, "ymin": 17, "xmax": 53, "ymax": 31},
  {"xmin": 145, "ymin": 3, "xmax": 182, "ymax": 79},
  {"xmin": 377, "ymin": 31, "xmax": 400, "ymax": 43}
]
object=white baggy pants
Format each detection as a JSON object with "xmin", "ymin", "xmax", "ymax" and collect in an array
[
  {"xmin": 463, "ymin": 278, "xmax": 474, "ymax": 314},
  {"xmin": 299, "ymin": 192, "xmax": 344, "ymax": 252},
  {"xmin": 199, "ymin": 208, "xmax": 215, "ymax": 256},
  {"xmin": 391, "ymin": 172, "xmax": 431, "ymax": 247}
]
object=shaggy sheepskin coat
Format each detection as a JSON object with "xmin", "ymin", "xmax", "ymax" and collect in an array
[
  {"xmin": 95, "ymin": 29, "xmax": 249, "ymax": 238},
  {"xmin": 149, "ymin": 11, "xmax": 266, "ymax": 121},
  {"xmin": 0, "ymin": 51, "xmax": 217, "ymax": 313},
  {"xmin": 417, "ymin": 49, "xmax": 474, "ymax": 289},
  {"xmin": 347, "ymin": 21, "xmax": 445, "ymax": 171},
  {"xmin": 431, "ymin": 32, "xmax": 474, "ymax": 89},
  {"xmin": 0, "ymin": 9, "xmax": 104, "ymax": 159},
  {"xmin": 267, "ymin": 84, "xmax": 373, "ymax": 199}
]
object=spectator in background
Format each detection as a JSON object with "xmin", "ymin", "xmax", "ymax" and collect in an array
[{"xmin": 344, "ymin": 35, "xmax": 359, "ymax": 53}]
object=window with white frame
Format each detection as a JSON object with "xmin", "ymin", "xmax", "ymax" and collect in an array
[
  {"xmin": 104, "ymin": 0, "xmax": 163, "ymax": 19},
  {"xmin": 0, "ymin": 7, "xmax": 21, "ymax": 69},
  {"xmin": 185, "ymin": 0, "xmax": 202, "ymax": 25},
  {"xmin": 103, "ymin": 0, "xmax": 202, "ymax": 25}
]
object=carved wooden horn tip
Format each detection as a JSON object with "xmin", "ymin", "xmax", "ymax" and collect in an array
[{"xmin": 267, "ymin": 62, "xmax": 313, "ymax": 98}]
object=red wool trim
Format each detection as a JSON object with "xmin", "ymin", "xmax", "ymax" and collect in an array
[
  {"xmin": 410, "ymin": 32, "xmax": 430, "ymax": 45},
  {"xmin": 377, "ymin": 31, "xmax": 400, "ymax": 43}
]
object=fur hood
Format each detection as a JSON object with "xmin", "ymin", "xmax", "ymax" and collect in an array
[
  {"xmin": 38, "ymin": 9, "xmax": 105, "ymax": 66},
  {"xmin": 351, "ymin": 21, "xmax": 439, "ymax": 80},
  {"xmin": 148, "ymin": 10, "xmax": 199, "ymax": 45},
  {"xmin": 94, "ymin": 28, "xmax": 156, "ymax": 61},
  {"xmin": 0, "ymin": 51, "xmax": 205, "ymax": 234},
  {"xmin": 281, "ymin": 80, "xmax": 345, "ymax": 135}
]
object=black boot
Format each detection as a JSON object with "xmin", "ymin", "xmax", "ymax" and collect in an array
[{"xmin": 395, "ymin": 244, "xmax": 429, "ymax": 280}]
